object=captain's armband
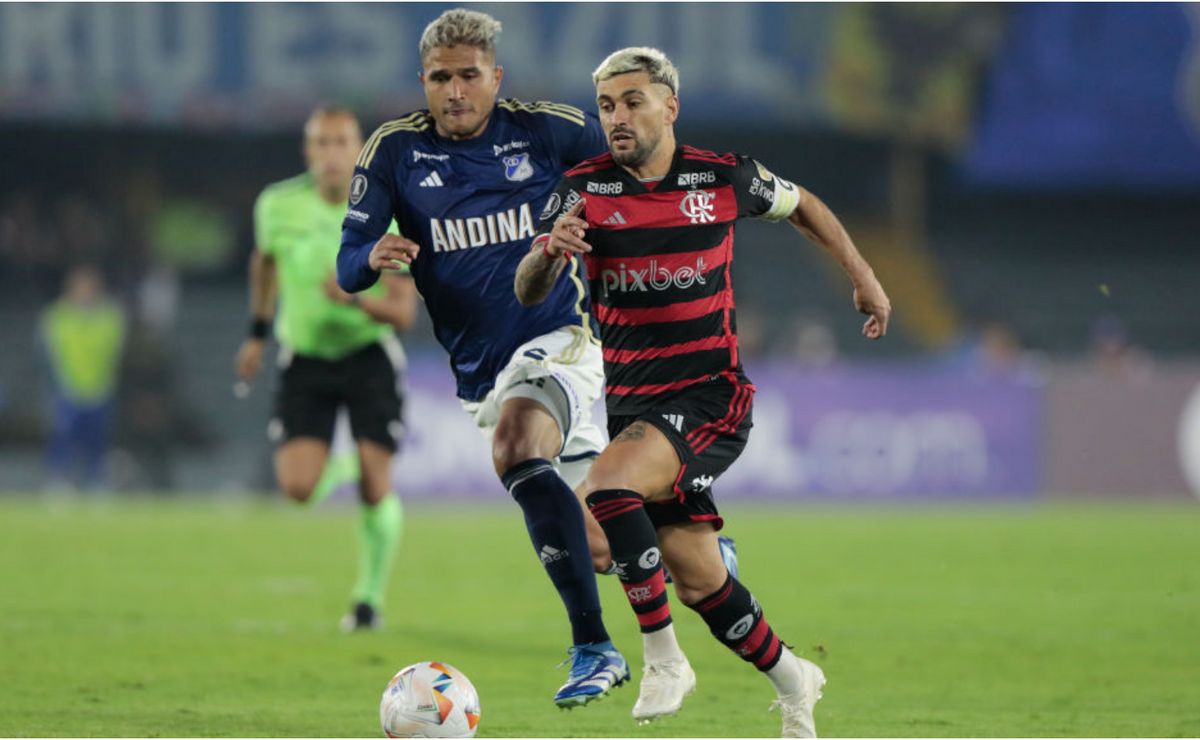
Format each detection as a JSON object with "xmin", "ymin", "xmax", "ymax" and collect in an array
[{"xmin": 763, "ymin": 177, "xmax": 802, "ymax": 221}]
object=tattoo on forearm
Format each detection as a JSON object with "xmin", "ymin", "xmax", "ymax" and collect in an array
[
  {"xmin": 613, "ymin": 421, "xmax": 647, "ymax": 443},
  {"xmin": 514, "ymin": 250, "xmax": 565, "ymax": 305}
]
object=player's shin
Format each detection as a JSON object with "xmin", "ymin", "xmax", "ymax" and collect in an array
[
  {"xmin": 687, "ymin": 575, "xmax": 826, "ymax": 736},
  {"xmin": 502, "ymin": 459, "xmax": 609, "ymax": 646},
  {"xmin": 585, "ymin": 489, "xmax": 684, "ymax": 660},
  {"xmin": 588, "ymin": 489, "xmax": 692, "ymax": 721},
  {"xmin": 353, "ymin": 493, "xmax": 403, "ymax": 610},
  {"xmin": 686, "ymin": 572, "xmax": 789, "ymax": 674},
  {"xmin": 310, "ymin": 452, "xmax": 361, "ymax": 507}
]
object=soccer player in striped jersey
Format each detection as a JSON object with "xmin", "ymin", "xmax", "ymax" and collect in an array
[
  {"xmin": 514, "ymin": 48, "xmax": 892, "ymax": 737},
  {"xmin": 235, "ymin": 106, "xmax": 418, "ymax": 632},
  {"xmin": 336, "ymin": 9, "xmax": 637, "ymax": 707}
]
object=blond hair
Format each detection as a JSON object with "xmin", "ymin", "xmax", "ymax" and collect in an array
[
  {"xmin": 419, "ymin": 8, "xmax": 502, "ymax": 62},
  {"xmin": 592, "ymin": 47, "xmax": 679, "ymax": 95}
]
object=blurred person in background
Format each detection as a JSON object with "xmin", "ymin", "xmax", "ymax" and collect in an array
[
  {"xmin": 784, "ymin": 316, "xmax": 841, "ymax": 368},
  {"xmin": 40, "ymin": 266, "xmax": 126, "ymax": 491},
  {"xmin": 942, "ymin": 312, "xmax": 1043, "ymax": 382},
  {"xmin": 1089, "ymin": 314, "xmax": 1154, "ymax": 381},
  {"xmin": 234, "ymin": 105, "xmax": 418, "ymax": 632}
]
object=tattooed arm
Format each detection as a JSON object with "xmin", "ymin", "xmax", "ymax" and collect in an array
[
  {"xmin": 514, "ymin": 237, "xmax": 570, "ymax": 306},
  {"xmin": 515, "ymin": 198, "xmax": 590, "ymax": 306}
]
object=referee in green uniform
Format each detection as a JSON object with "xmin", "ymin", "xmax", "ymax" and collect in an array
[{"xmin": 235, "ymin": 106, "xmax": 417, "ymax": 631}]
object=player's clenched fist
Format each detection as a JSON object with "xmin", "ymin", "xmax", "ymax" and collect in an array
[
  {"xmin": 368, "ymin": 233, "xmax": 420, "ymax": 271},
  {"xmin": 235, "ymin": 337, "xmax": 264, "ymax": 381},
  {"xmin": 545, "ymin": 199, "xmax": 592, "ymax": 258},
  {"xmin": 853, "ymin": 273, "xmax": 891, "ymax": 340}
]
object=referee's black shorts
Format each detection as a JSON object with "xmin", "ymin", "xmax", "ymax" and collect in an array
[
  {"xmin": 607, "ymin": 372, "xmax": 754, "ymax": 532},
  {"xmin": 270, "ymin": 340, "xmax": 405, "ymax": 452}
]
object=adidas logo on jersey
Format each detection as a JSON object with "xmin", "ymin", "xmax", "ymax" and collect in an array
[
  {"xmin": 539, "ymin": 545, "xmax": 568, "ymax": 564},
  {"xmin": 602, "ymin": 211, "xmax": 627, "ymax": 226},
  {"xmin": 662, "ymin": 413, "xmax": 684, "ymax": 432},
  {"xmin": 419, "ymin": 171, "xmax": 445, "ymax": 188}
]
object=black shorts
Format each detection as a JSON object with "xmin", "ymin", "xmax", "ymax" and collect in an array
[
  {"xmin": 607, "ymin": 373, "xmax": 754, "ymax": 532},
  {"xmin": 271, "ymin": 341, "xmax": 405, "ymax": 452}
]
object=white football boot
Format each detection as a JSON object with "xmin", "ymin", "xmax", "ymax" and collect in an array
[
  {"xmin": 631, "ymin": 656, "xmax": 697, "ymax": 724},
  {"xmin": 770, "ymin": 650, "xmax": 826, "ymax": 738}
]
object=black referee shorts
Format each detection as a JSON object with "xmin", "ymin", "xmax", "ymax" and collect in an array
[
  {"xmin": 607, "ymin": 372, "xmax": 754, "ymax": 532},
  {"xmin": 271, "ymin": 341, "xmax": 405, "ymax": 452}
]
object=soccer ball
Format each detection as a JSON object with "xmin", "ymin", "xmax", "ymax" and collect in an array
[{"xmin": 380, "ymin": 661, "xmax": 481, "ymax": 738}]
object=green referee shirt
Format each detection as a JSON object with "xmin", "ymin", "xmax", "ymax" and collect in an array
[{"xmin": 254, "ymin": 173, "xmax": 404, "ymax": 361}]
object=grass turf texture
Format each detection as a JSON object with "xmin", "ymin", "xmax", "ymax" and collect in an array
[{"xmin": 2, "ymin": 497, "xmax": 1198, "ymax": 738}]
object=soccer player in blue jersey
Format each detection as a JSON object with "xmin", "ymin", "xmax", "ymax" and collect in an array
[{"xmin": 335, "ymin": 8, "xmax": 632, "ymax": 707}]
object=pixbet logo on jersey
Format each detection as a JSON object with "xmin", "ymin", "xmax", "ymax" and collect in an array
[{"xmin": 600, "ymin": 257, "xmax": 708, "ymax": 294}]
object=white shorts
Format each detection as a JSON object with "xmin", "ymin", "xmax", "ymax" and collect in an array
[{"xmin": 460, "ymin": 325, "xmax": 606, "ymax": 489}]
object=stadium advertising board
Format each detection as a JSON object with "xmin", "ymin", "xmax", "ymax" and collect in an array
[
  {"xmin": 388, "ymin": 358, "xmax": 1042, "ymax": 500},
  {"xmin": 0, "ymin": 3, "xmax": 831, "ymax": 127}
]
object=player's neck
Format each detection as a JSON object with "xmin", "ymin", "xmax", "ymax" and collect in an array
[
  {"xmin": 620, "ymin": 131, "xmax": 677, "ymax": 181},
  {"xmin": 318, "ymin": 183, "xmax": 348, "ymax": 205}
]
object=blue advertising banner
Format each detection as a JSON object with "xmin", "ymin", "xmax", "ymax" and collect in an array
[
  {"xmin": 0, "ymin": 3, "xmax": 835, "ymax": 128},
  {"xmin": 388, "ymin": 357, "xmax": 1043, "ymax": 500},
  {"xmin": 965, "ymin": 4, "xmax": 1200, "ymax": 189}
]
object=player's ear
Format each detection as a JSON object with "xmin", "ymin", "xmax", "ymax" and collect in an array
[
  {"xmin": 493, "ymin": 64, "xmax": 504, "ymax": 89},
  {"xmin": 664, "ymin": 94, "xmax": 680, "ymax": 125}
]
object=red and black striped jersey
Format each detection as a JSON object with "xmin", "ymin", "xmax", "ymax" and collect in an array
[{"xmin": 536, "ymin": 144, "xmax": 801, "ymax": 415}]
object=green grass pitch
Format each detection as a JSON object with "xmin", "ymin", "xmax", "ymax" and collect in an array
[{"xmin": 2, "ymin": 497, "xmax": 1199, "ymax": 737}]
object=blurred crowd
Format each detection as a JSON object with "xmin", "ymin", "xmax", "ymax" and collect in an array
[
  {"xmin": 0, "ymin": 132, "xmax": 1179, "ymax": 493},
  {"xmin": 0, "ymin": 178, "xmax": 236, "ymax": 491}
]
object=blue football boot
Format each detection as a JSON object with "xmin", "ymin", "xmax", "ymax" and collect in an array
[{"xmin": 554, "ymin": 640, "xmax": 630, "ymax": 708}]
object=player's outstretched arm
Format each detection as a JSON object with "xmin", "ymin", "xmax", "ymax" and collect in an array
[
  {"xmin": 788, "ymin": 189, "xmax": 891, "ymax": 339},
  {"xmin": 515, "ymin": 199, "xmax": 590, "ymax": 306},
  {"xmin": 235, "ymin": 248, "xmax": 277, "ymax": 382}
]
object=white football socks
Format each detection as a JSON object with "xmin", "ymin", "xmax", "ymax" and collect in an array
[
  {"xmin": 642, "ymin": 623, "xmax": 686, "ymax": 663},
  {"xmin": 765, "ymin": 648, "xmax": 804, "ymax": 696}
]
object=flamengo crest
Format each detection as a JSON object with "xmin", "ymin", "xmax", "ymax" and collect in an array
[{"xmin": 679, "ymin": 189, "xmax": 716, "ymax": 224}]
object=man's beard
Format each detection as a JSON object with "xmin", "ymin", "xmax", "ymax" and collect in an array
[{"xmin": 611, "ymin": 129, "xmax": 660, "ymax": 168}]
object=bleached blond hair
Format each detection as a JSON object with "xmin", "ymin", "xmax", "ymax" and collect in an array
[
  {"xmin": 419, "ymin": 8, "xmax": 502, "ymax": 62},
  {"xmin": 592, "ymin": 47, "xmax": 679, "ymax": 95}
]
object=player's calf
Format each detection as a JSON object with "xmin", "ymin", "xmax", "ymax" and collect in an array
[
  {"xmin": 585, "ymin": 489, "xmax": 696, "ymax": 722},
  {"xmin": 684, "ymin": 573, "xmax": 824, "ymax": 737}
]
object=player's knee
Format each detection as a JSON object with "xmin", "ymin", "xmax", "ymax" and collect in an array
[
  {"xmin": 493, "ymin": 396, "xmax": 564, "ymax": 477},
  {"xmin": 358, "ymin": 481, "xmax": 388, "ymax": 506},
  {"xmin": 491, "ymin": 427, "xmax": 542, "ymax": 478},
  {"xmin": 280, "ymin": 480, "xmax": 315, "ymax": 503},
  {"xmin": 579, "ymin": 465, "xmax": 636, "ymax": 502}
]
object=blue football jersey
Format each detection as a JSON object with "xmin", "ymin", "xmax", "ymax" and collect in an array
[{"xmin": 338, "ymin": 99, "xmax": 608, "ymax": 401}]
